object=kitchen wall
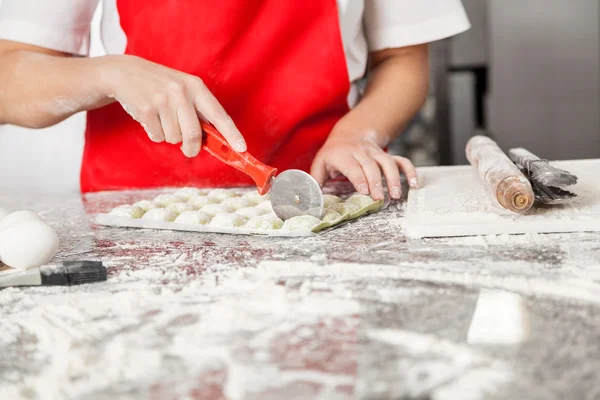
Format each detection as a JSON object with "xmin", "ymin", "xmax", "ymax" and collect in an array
[
  {"xmin": 486, "ymin": 0, "xmax": 600, "ymax": 160},
  {"xmin": 447, "ymin": 0, "xmax": 600, "ymax": 163}
]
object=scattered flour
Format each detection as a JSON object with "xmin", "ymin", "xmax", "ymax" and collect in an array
[
  {"xmin": 0, "ymin": 262, "xmax": 362, "ymax": 400},
  {"xmin": 362, "ymin": 329, "xmax": 511, "ymax": 399}
]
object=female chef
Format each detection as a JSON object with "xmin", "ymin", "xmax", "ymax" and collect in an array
[{"xmin": 0, "ymin": 1, "xmax": 469, "ymax": 199}]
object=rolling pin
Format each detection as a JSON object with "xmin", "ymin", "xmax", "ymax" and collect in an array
[{"xmin": 466, "ymin": 135, "xmax": 534, "ymax": 213}]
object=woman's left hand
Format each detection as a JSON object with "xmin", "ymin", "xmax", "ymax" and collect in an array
[{"xmin": 310, "ymin": 128, "xmax": 418, "ymax": 201}]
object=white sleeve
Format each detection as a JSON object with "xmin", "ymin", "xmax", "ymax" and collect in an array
[
  {"xmin": 364, "ymin": 0, "xmax": 471, "ymax": 51},
  {"xmin": 0, "ymin": 0, "xmax": 100, "ymax": 55}
]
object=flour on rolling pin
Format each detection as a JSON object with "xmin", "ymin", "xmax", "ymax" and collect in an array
[{"xmin": 466, "ymin": 136, "xmax": 534, "ymax": 213}]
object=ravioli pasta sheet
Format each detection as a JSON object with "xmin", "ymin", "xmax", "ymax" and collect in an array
[{"xmin": 94, "ymin": 188, "xmax": 384, "ymax": 236}]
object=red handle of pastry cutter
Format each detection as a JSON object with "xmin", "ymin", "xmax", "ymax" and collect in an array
[{"xmin": 200, "ymin": 121, "xmax": 277, "ymax": 195}]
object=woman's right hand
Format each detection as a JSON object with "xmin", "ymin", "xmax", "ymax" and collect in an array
[{"xmin": 99, "ymin": 55, "xmax": 246, "ymax": 157}]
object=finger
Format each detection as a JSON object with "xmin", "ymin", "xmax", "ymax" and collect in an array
[
  {"xmin": 329, "ymin": 170, "xmax": 342, "ymax": 180},
  {"xmin": 393, "ymin": 156, "xmax": 419, "ymax": 188},
  {"xmin": 310, "ymin": 155, "xmax": 328, "ymax": 188},
  {"xmin": 354, "ymin": 151, "xmax": 385, "ymax": 200},
  {"xmin": 330, "ymin": 154, "xmax": 369, "ymax": 195},
  {"xmin": 191, "ymin": 79, "xmax": 247, "ymax": 152},
  {"xmin": 177, "ymin": 100, "xmax": 203, "ymax": 157},
  {"xmin": 373, "ymin": 151, "xmax": 402, "ymax": 199},
  {"xmin": 139, "ymin": 113, "xmax": 164, "ymax": 143},
  {"xmin": 159, "ymin": 100, "xmax": 182, "ymax": 145}
]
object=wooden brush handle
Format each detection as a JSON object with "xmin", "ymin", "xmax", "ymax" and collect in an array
[{"xmin": 466, "ymin": 136, "xmax": 534, "ymax": 213}]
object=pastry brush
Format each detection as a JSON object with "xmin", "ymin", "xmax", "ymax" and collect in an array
[
  {"xmin": 508, "ymin": 148, "xmax": 578, "ymax": 204},
  {"xmin": 0, "ymin": 261, "xmax": 107, "ymax": 288}
]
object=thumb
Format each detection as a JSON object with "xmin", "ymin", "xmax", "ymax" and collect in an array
[{"xmin": 310, "ymin": 156, "xmax": 328, "ymax": 188}]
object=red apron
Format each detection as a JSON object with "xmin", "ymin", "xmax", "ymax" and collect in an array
[{"xmin": 81, "ymin": 1, "xmax": 350, "ymax": 192}]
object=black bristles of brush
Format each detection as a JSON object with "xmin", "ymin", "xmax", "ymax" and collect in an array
[
  {"xmin": 529, "ymin": 178, "xmax": 577, "ymax": 204},
  {"xmin": 40, "ymin": 261, "xmax": 107, "ymax": 286},
  {"xmin": 509, "ymin": 147, "xmax": 578, "ymax": 204}
]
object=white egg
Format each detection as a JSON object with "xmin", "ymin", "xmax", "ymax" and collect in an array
[
  {"xmin": 0, "ymin": 219, "xmax": 59, "ymax": 270},
  {"xmin": 0, "ymin": 208, "xmax": 9, "ymax": 223},
  {"xmin": 0, "ymin": 210, "xmax": 44, "ymax": 231}
]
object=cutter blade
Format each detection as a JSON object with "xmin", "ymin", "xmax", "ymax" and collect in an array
[{"xmin": 270, "ymin": 170, "xmax": 324, "ymax": 220}]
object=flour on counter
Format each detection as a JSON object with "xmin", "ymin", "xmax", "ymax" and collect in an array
[
  {"xmin": 0, "ymin": 263, "xmax": 361, "ymax": 400},
  {"xmin": 2, "ymin": 186, "xmax": 600, "ymax": 399},
  {"xmin": 362, "ymin": 328, "xmax": 511, "ymax": 400}
]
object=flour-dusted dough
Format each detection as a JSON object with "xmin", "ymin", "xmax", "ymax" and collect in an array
[
  {"xmin": 188, "ymin": 195, "xmax": 218, "ymax": 210},
  {"xmin": 245, "ymin": 213, "xmax": 284, "ymax": 230},
  {"xmin": 97, "ymin": 187, "xmax": 386, "ymax": 236},
  {"xmin": 0, "ymin": 210, "xmax": 44, "ymax": 231},
  {"xmin": 323, "ymin": 194, "xmax": 342, "ymax": 208},
  {"xmin": 222, "ymin": 197, "xmax": 254, "ymax": 211},
  {"xmin": 174, "ymin": 187, "xmax": 205, "ymax": 201},
  {"xmin": 175, "ymin": 210, "xmax": 212, "ymax": 225},
  {"xmin": 0, "ymin": 208, "xmax": 9, "ymax": 224},
  {"xmin": 347, "ymin": 194, "xmax": 376, "ymax": 209},
  {"xmin": 327, "ymin": 203, "xmax": 360, "ymax": 219},
  {"xmin": 166, "ymin": 202, "xmax": 194, "ymax": 215},
  {"xmin": 255, "ymin": 201, "xmax": 274, "ymax": 213},
  {"xmin": 312, "ymin": 209, "xmax": 346, "ymax": 232},
  {"xmin": 209, "ymin": 213, "xmax": 248, "ymax": 228},
  {"xmin": 282, "ymin": 215, "xmax": 322, "ymax": 231},
  {"xmin": 200, "ymin": 203, "xmax": 235, "ymax": 217},
  {"xmin": 133, "ymin": 200, "xmax": 158, "ymax": 212},
  {"xmin": 142, "ymin": 208, "xmax": 177, "ymax": 222},
  {"xmin": 242, "ymin": 191, "xmax": 270, "ymax": 205},
  {"xmin": 153, "ymin": 194, "xmax": 180, "ymax": 207},
  {"xmin": 207, "ymin": 189, "xmax": 240, "ymax": 201},
  {"xmin": 0, "ymin": 219, "xmax": 59, "ymax": 270},
  {"xmin": 109, "ymin": 205, "xmax": 144, "ymax": 219},
  {"xmin": 236, "ymin": 206, "xmax": 271, "ymax": 219},
  {"xmin": 322, "ymin": 209, "xmax": 343, "ymax": 224}
]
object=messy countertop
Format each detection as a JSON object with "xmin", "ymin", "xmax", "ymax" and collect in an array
[{"xmin": 1, "ymin": 179, "xmax": 600, "ymax": 400}]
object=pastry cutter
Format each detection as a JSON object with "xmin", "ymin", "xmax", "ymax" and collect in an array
[
  {"xmin": 0, "ymin": 261, "xmax": 107, "ymax": 288},
  {"xmin": 200, "ymin": 121, "xmax": 324, "ymax": 220}
]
